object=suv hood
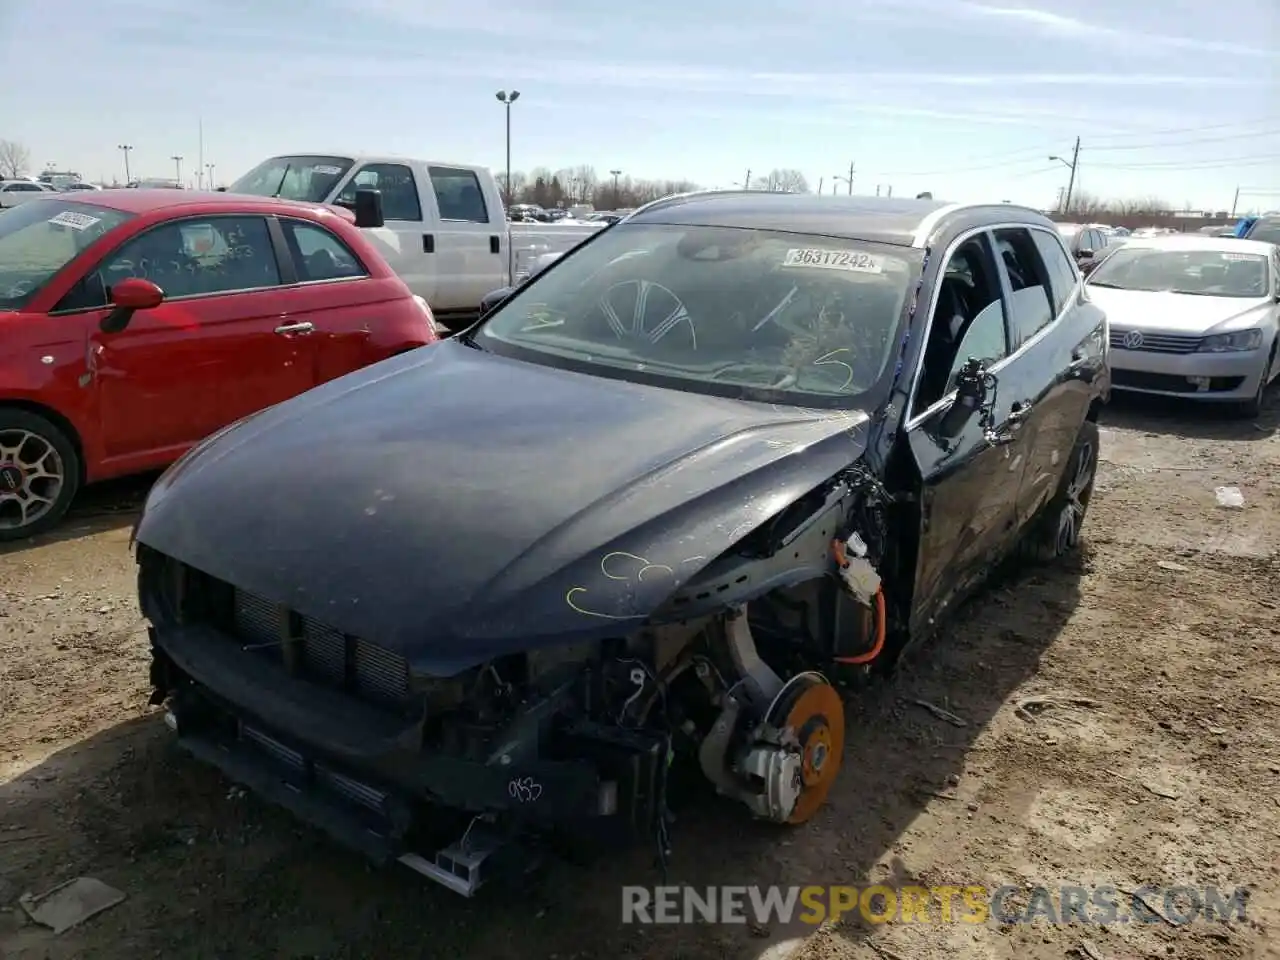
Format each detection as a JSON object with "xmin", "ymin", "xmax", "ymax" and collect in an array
[{"xmin": 137, "ymin": 340, "xmax": 871, "ymax": 675}]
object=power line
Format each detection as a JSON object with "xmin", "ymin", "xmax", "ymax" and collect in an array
[
  {"xmin": 1085, "ymin": 152, "xmax": 1280, "ymax": 170},
  {"xmin": 862, "ymin": 118, "xmax": 1280, "ymax": 178},
  {"xmin": 1081, "ymin": 115, "xmax": 1280, "ymax": 143},
  {"xmin": 1083, "ymin": 127, "xmax": 1280, "ymax": 152}
]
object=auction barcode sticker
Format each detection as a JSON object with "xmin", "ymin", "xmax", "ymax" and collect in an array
[
  {"xmin": 313, "ymin": 165, "xmax": 343, "ymax": 175},
  {"xmin": 782, "ymin": 248, "xmax": 883, "ymax": 273},
  {"xmin": 48, "ymin": 210, "xmax": 101, "ymax": 230}
]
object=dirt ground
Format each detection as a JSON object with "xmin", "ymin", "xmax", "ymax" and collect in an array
[{"xmin": 2, "ymin": 393, "xmax": 1278, "ymax": 960}]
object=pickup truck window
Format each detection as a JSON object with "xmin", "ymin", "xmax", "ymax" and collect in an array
[
  {"xmin": 281, "ymin": 219, "xmax": 368, "ymax": 282},
  {"xmin": 427, "ymin": 166, "xmax": 489, "ymax": 223},
  {"xmin": 228, "ymin": 156, "xmax": 353, "ymax": 204},
  {"xmin": 337, "ymin": 164, "xmax": 421, "ymax": 222}
]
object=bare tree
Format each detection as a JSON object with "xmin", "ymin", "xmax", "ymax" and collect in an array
[
  {"xmin": 769, "ymin": 168, "xmax": 810, "ymax": 193},
  {"xmin": 0, "ymin": 139, "xmax": 31, "ymax": 179}
]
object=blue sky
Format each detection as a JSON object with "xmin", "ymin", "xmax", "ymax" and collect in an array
[{"xmin": 2, "ymin": 0, "xmax": 1277, "ymax": 211}]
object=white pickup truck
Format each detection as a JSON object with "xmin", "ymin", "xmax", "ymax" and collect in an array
[{"xmin": 227, "ymin": 154, "xmax": 605, "ymax": 328}]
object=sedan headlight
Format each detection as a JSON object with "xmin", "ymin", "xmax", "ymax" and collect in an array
[{"xmin": 1198, "ymin": 329, "xmax": 1262, "ymax": 353}]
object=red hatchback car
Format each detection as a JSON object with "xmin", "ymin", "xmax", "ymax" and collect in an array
[{"xmin": 0, "ymin": 190, "xmax": 438, "ymax": 541}]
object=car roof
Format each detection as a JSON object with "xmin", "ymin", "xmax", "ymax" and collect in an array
[
  {"xmin": 1117, "ymin": 234, "xmax": 1274, "ymax": 255},
  {"xmin": 30, "ymin": 188, "xmax": 349, "ymax": 218},
  {"xmin": 623, "ymin": 191, "xmax": 1050, "ymax": 247}
]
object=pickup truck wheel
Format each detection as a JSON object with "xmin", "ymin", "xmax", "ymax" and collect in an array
[
  {"xmin": 0, "ymin": 409, "xmax": 81, "ymax": 542},
  {"xmin": 1017, "ymin": 420, "xmax": 1098, "ymax": 564}
]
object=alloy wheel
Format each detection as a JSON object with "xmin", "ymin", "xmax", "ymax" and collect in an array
[
  {"xmin": 1055, "ymin": 439, "xmax": 1094, "ymax": 554},
  {"xmin": 0, "ymin": 428, "xmax": 66, "ymax": 532}
]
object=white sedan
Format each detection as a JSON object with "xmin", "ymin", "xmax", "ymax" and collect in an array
[
  {"xmin": 1085, "ymin": 235, "xmax": 1280, "ymax": 417},
  {"xmin": 0, "ymin": 179, "xmax": 58, "ymax": 208}
]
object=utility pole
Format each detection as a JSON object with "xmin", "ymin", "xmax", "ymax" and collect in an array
[
  {"xmin": 117, "ymin": 144, "xmax": 133, "ymax": 184},
  {"xmin": 845, "ymin": 160, "xmax": 854, "ymax": 196},
  {"xmin": 817, "ymin": 177, "xmax": 824, "ymax": 195},
  {"xmin": 1050, "ymin": 137, "xmax": 1081, "ymax": 214},
  {"xmin": 1230, "ymin": 186, "xmax": 1240, "ymax": 218},
  {"xmin": 171, "ymin": 155, "xmax": 183, "ymax": 184},
  {"xmin": 744, "ymin": 168, "xmax": 751, "ymax": 190},
  {"xmin": 610, "ymin": 169, "xmax": 622, "ymax": 206}
]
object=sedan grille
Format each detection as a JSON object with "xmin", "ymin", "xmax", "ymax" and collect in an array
[
  {"xmin": 1108, "ymin": 329, "xmax": 1202, "ymax": 354},
  {"xmin": 232, "ymin": 588, "xmax": 410, "ymax": 708}
]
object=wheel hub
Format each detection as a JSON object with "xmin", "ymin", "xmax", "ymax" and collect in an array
[{"xmin": 0, "ymin": 462, "xmax": 24, "ymax": 494}]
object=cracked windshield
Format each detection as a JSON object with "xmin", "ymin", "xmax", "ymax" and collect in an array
[{"xmin": 477, "ymin": 223, "xmax": 918, "ymax": 403}]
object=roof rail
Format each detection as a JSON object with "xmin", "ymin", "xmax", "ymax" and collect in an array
[{"xmin": 620, "ymin": 188, "xmax": 760, "ymax": 223}]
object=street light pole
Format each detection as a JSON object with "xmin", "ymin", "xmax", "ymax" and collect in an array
[
  {"xmin": 610, "ymin": 169, "xmax": 622, "ymax": 207},
  {"xmin": 171, "ymin": 155, "xmax": 183, "ymax": 185},
  {"xmin": 206, "ymin": 163, "xmax": 216, "ymax": 190},
  {"xmin": 494, "ymin": 90, "xmax": 520, "ymax": 206},
  {"xmin": 117, "ymin": 144, "xmax": 133, "ymax": 184}
]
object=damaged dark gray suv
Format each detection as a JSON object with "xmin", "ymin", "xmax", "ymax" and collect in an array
[{"xmin": 133, "ymin": 192, "xmax": 1110, "ymax": 896}]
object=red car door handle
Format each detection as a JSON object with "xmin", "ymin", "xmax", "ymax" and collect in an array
[{"xmin": 274, "ymin": 321, "xmax": 314, "ymax": 335}]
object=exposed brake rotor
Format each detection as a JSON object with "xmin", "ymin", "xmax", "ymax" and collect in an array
[{"xmin": 773, "ymin": 676, "xmax": 845, "ymax": 824}]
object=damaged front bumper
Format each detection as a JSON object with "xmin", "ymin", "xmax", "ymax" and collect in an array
[{"xmin": 148, "ymin": 623, "xmax": 667, "ymax": 896}]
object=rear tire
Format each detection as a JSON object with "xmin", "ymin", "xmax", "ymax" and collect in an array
[
  {"xmin": 0, "ymin": 409, "xmax": 81, "ymax": 542},
  {"xmin": 1016, "ymin": 420, "xmax": 1098, "ymax": 564}
]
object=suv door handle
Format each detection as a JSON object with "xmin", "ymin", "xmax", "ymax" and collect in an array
[
  {"xmin": 423, "ymin": 234, "xmax": 435, "ymax": 254},
  {"xmin": 274, "ymin": 321, "xmax": 314, "ymax": 335}
]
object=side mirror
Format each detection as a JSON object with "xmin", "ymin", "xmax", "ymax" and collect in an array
[
  {"xmin": 215, "ymin": 186, "xmax": 227, "ymax": 192},
  {"xmin": 353, "ymin": 188, "xmax": 384, "ymax": 228},
  {"xmin": 937, "ymin": 357, "xmax": 988, "ymax": 439},
  {"xmin": 100, "ymin": 277, "xmax": 164, "ymax": 334},
  {"xmin": 480, "ymin": 286, "xmax": 515, "ymax": 316},
  {"xmin": 1076, "ymin": 248, "xmax": 1094, "ymax": 259}
]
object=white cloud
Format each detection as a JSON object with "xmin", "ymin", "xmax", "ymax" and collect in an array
[{"xmin": 955, "ymin": 1, "xmax": 1276, "ymax": 57}]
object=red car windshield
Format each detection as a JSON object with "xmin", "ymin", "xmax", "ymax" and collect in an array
[{"xmin": 0, "ymin": 200, "xmax": 133, "ymax": 310}]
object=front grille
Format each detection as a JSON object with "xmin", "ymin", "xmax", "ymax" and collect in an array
[
  {"xmin": 1112, "ymin": 369, "xmax": 1245, "ymax": 393},
  {"xmin": 231, "ymin": 587, "xmax": 410, "ymax": 708},
  {"xmin": 1109, "ymin": 329, "xmax": 1202, "ymax": 354},
  {"xmin": 241, "ymin": 722, "xmax": 389, "ymax": 814}
]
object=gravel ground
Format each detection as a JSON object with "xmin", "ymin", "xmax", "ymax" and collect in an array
[{"xmin": 1, "ymin": 393, "xmax": 1278, "ymax": 960}]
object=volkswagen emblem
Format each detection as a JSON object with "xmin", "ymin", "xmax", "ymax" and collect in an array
[{"xmin": 1122, "ymin": 330, "xmax": 1144, "ymax": 349}]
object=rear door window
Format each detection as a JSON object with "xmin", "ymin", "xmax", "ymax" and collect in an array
[
  {"xmin": 281, "ymin": 219, "xmax": 368, "ymax": 282},
  {"xmin": 1030, "ymin": 228, "xmax": 1079, "ymax": 316},
  {"xmin": 428, "ymin": 166, "xmax": 489, "ymax": 223},
  {"xmin": 992, "ymin": 228, "xmax": 1055, "ymax": 350}
]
